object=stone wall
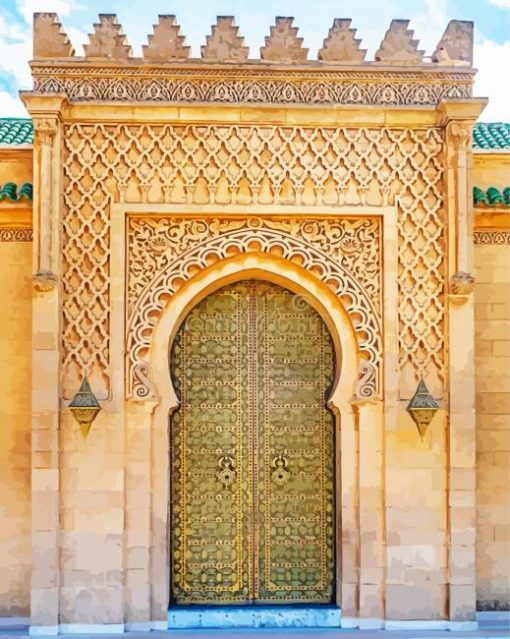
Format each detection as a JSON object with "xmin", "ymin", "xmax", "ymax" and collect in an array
[
  {"xmin": 474, "ymin": 235, "xmax": 510, "ymax": 611},
  {"xmin": 0, "ymin": 149, "xmax": 33, "ymax": 616},
  {"xmin": 0, "ymin": 216, "xmax": 32, "ymax": 615}
]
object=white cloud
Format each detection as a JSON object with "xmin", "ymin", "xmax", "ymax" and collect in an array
[
  {"xmin": 474, "ymin": 39, "xmax": 510, "ymax": 121},
  {"xmin": 17, "ymin": 0, "xmax": 74, "ymax": 25},
  {"xmin": 0, "ymin": 90, "xmax": 28, "ymax": 116},
  {"xmin": 487, "ymin": 0, "xmax": 510, "ymax": 8}
]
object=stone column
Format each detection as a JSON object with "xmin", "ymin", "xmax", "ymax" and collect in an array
[
  {"xmin": 20, "ymin": 95, "xmax": 66, "ymax": 636},
  {"xmin": 440, "ymin": 99, "xmax": 487, "ymax": 629},
  {"xmin": 356, "ymin": 399, "xmax": 385, "ymax": 629}
]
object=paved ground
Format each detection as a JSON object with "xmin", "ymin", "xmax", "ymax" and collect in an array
[{"xmin": 0, "ymin": 621, "xmax": 509, "ymax": 639}]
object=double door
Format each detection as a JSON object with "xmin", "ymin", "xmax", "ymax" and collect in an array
[{"xmin": 170, "ymin": 281, "xmax": 335, "ymax": 604}]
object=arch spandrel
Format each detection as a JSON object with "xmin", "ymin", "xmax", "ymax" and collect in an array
[{"xmin": 126, "ymin": 216, "xmax": 383, "ymax": 403}]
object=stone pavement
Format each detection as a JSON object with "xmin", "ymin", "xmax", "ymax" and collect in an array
[{"xmin": 0, "ymin": 621, "xmax": 509, "ymax": 639}]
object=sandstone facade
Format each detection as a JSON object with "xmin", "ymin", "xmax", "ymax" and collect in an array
[{"xmin": 0, "ymin": 12, "xmax": 508, "ymax": 634}]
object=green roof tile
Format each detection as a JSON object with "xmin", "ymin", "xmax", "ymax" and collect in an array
[
  {"xmin": 0, "ymin": 119, "xmax": 33, "ymax": 145},
  {"xmin": 473, "ymin": 122, "xmax": 510, "ymax": 150},
  {"xmin": 473, "ymin": 186, "xmax": 510, "ymax": 207},
  {"xmin": 0, "ymin": 182, "xmax": 33, "ymax": 202}
]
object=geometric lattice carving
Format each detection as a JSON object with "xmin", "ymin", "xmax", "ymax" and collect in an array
[
  {"xmin": 33, "ymin": 13, "xmax": 75, "ymax": 58},
  {"xmin": 142, "ymin": 15, "xmax": 189, "ymax": 61},
  {"xmin": 62, "ymin": 124, "xmax": 445, "ymax": 398},
  {"xmin": 84, "ymin": 14, "xmax": 132, "ymax": 60},
  {"xmin": 318, "ymin": 19, "xmax": 366, "ymax": 64},
  {"xmin": 375, "ymin": 19, "xmax": 424, "ymax": 65},
  {"xmin": 201, "ymin": 16, "xmax": 248, "ymax": 62},
  {"xmin": 126, "ymin": 217, "xmax": 382, "ymax": 399},
  {"xmin": 260, "ymin": 17, "xmax": 308, "ymax": 62}
]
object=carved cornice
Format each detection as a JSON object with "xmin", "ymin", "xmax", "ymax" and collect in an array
[
  {"xmin": 29, "ymin": 63, "xmax": 473, "ymax": 105},
  {"xmin": 0, "ymin": 227, "xmax": 33, "ymax": 242},
  {"xmin": 474, "ymin": 230, "xmax": 510, "ymax": 244}
]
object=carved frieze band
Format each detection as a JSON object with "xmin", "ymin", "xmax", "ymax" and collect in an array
[
  {"xmin": 474, "ymin": 230, "xmax": 510, "ymax": 244},
  {"xmin": 0, "ymin": 228, "xmax": 33, "ymax": 242},
  {"xmin": 126, "ymin": 216, "xmax": 383, "ymax": 400},
  {"xmin": 33, "ymin": 69, "xmax": 471, "ymax": 105}
]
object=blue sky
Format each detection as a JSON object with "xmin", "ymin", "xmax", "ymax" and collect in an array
[{"xmin": 0, "ymin": 0, "xmax": 509, "ymax": 119}]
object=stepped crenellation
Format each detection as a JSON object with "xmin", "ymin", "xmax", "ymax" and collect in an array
[{"xmin": 32, "ymin": 12, "xmax": 473, "ymax": 67}]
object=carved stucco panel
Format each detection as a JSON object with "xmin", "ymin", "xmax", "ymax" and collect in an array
[
  {"xmin": 126, "ymin": 216, "xmax": 382, "ymax": 399},
  {"xmin": 61, "ymin": 123, "xmax": 445, "ymax": 399}
]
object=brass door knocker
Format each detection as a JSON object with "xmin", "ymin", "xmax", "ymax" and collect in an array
[
  {"xmin": 271, "ymin": 453, "xmax": 290, "ymax": 486},
  {"xmin": 217, "ymin": 454, "xmax": 236, "ymax": 488}
]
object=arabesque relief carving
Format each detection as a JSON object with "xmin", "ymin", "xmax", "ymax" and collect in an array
[
  {"xmin": 126, "ymin": 217, "xmax": 382, "ymax": 399},
  {"xmin": 61, "ymin": 123, "xmax": 445, "ymax": 399}
]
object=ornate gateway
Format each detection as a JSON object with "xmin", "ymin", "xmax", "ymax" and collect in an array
[{"xmin": 170, "ymin": 281, "xmax": 335, "ymax": 604}]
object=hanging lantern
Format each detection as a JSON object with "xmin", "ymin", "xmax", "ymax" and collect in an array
[
  {"xmin": 68, "ymin": 377, "xmax": 102, "ymax": 436},
  {"xmin": 406, "ymin": 377, "xmax": 440, "ymax": 438}
]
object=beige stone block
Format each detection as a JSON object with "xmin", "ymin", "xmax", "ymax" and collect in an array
[
  {"xmin": 59, "ymin": 586, "xmax": 123, "ymax": 624},
  {"xmin": 342, "ymin": 543, "xmax": 359, "ymax": 583},
  {"xmin": 490, "ymin": 303, "xmax": 510, "ymax": 319},
  {"xmin": 477, "ymin": 414, "xmax": 510, "ymax": 430},
  {"xmin": 127, "ymin": 546, "xmax": 150, "ymax": 570},
  {"xmin": 61, "ymin": 532, "xmax": 122, "ymax": 572},
  {"xmin": 32, "ymin": 429, "xmax": 58, "ymax": 453},
  {"xmin": 75, "ymin": 467, "xmax": 124, "ymax": 492},
  {"xmin": 125, "ymin": 584, "xmax": 150, "ymax": 619},
  {"xmin": 477, "ymin": 375, "xmax": 510, "ymax": 392},
  {"xmin": 449, "ymin": 489, "xmax": 475, "ymax": 508},
  {"xmin": 32, "ymin": 532, "xmax": 58, "ymax": 589},
  {"xmin": 402, "ymin": 567, "xmax": 447, "ymax": 586},
  {"xmin": 31, "ymin": 587, "xmax": 58, "ymax": 625},
  {"xmin": 449, "ymin": 583, "xmax": 476, "ymax": 621},
  {"xmin": 32, "ymin": 490, "xmax": 58, "ymax": 531},
  {"xmin": 341, "ymin": 582, "xmax": 358, "ymax": 617},
  {"xmin": 387, "ymin": 544, "xmax": 446, "ymax": 571},
  {"xmin": 477, "ymin": 429, "xmax": 510, "ymax": 452},
  {"xmin": 450, "ymin": 547, "xmax": 476, "ymax": 585},
  {"xmin": 493, "ymin": 340, "xmax": 510, "ymax": 357},
  {"xmin": 126, "ymin": 568, "xmax": 149, "ymax": 588},
  {"xmin": 126, "ymin": 528, "xmax": 150, "ymax": 549},
  {"xmin": 61, "ymin": 489, "xmax": 124, "ymax": 510},
  {"xmin": 61, "ymin": 507, "xmax": 124, "ymax": 534},
  {"xmin": 32, "ymin": 450, "xmax": 58, "ymax": 469},
  {"xmin": 475, "ymin": 283, "xmax": 510, "ymax": 304},
  {"xmin": 476, "ymin": 392, "xmax": 510, "ymax": 414},
  {"xmin": 475, "ymin": 303, "xmax": 491, "ymax": 319},
  {"xmin": 475, "ymin": 355, "xmax": 510, "ymax": 377},
  {"xmin": 386, "ymin": 584, "xmax": 446, "ymax": 620},
  {"xmin": 450, "ymin": 428, "xmax": 476, "ymax": 468},
  {"xmin": 32, "ymin": 412, "xmax": 58, "ymax": 431},
  {"xmin": 478, "ymin": 467, "xmax": 510, "ymax": 490},
  {"xmin": 450, "ymin": 468, "xmax": 476, "ymax": 491},
  {"xmin": 494, "ymin": 523, "xmax": 510, "ymax": 541},
  {"xmin": 359, "ymin": 583, "xmax": 383, "ymax": 618},
  {"xmin": 475, "ymin": 340, "xmax": 492, "ymax": 356},
  {"xmin": 32, "ymin": 468, "xmax": 58, "ymax": 491}
]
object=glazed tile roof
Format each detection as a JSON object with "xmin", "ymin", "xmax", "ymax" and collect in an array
[
  {"xmin": 0, "ymin": 119, "xmax": 33, "ymax": 145},
  {"xmin": 472, "ymin": 122, "xmax": 510, "ymax": 150},
  {"xmin": 473, "ymin": 186, "xmax": 510, "ymax": 207},
  {"xmin": 0, "ymin": 182, "xmax": 33, "ymax": 202}
]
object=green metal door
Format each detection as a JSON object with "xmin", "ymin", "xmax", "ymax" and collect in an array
[{"xmin": 170, "ymin": 281, "xmax": 335, "ymax": 604}]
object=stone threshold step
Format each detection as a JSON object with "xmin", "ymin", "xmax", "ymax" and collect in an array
[{"xmin": 168, "ymin": 605, "xmax": 341, "ymax": 629}]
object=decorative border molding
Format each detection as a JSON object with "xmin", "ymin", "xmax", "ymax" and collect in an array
[
  {"xmin": 0, "ymin": 227, "xmax": 33, "ymax": 242},
  {"xmin": 125, "ymin": 215, "xmax": 383, "ymax": 400},
  {"xmin": 474, "ymin": 230, "xmax": 510, "ymax": 244},
  {"xmin": 31, "ymin": 64, "xmax": 473, "ymax": 105}
]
